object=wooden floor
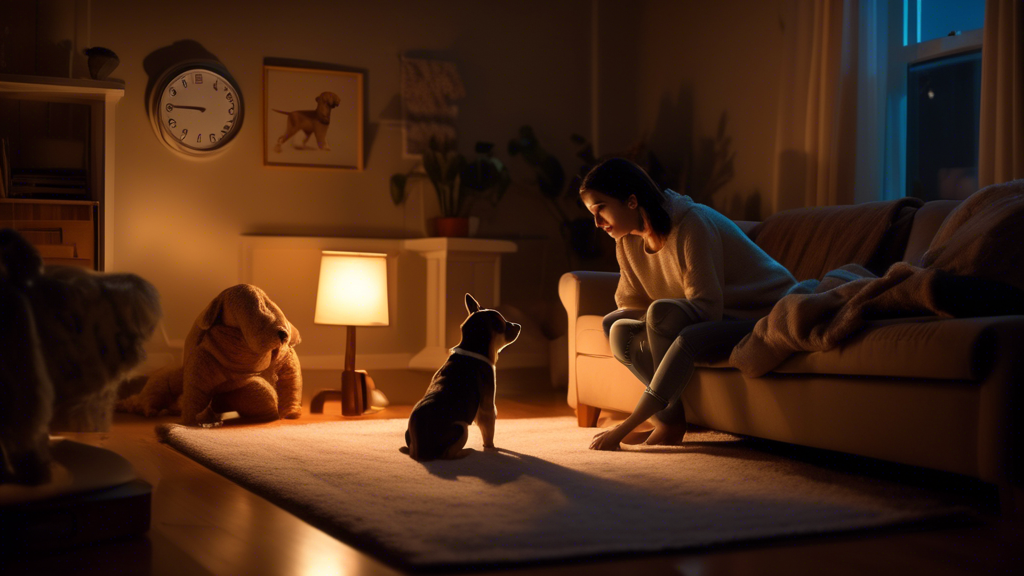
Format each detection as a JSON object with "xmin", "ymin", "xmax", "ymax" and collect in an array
[{"xmin": 5, "ymin": 370, "xmax": 1023, "ymax": 576}]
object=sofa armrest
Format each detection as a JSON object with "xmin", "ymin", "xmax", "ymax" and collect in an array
[
  {"xmin": 559, "ymin": 271, "xmax": 619, "ymax": 409},
  {"xmin": 559, "ymin": 271, "xmax": 619, "ymax": 320}
]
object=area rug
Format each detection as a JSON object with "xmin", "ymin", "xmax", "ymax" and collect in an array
[{"xmin": 157, "ymin": 417, "xmax": 967, "ymax": 570}]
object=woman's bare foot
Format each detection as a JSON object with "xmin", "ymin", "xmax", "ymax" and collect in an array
[{"xmin": 645, "ymin": 403, "xmax": 687, "ymax": 445}]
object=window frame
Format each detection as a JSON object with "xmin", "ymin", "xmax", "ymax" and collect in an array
[{"xmin": 880, "ymin": 0, "xmax": 984, "ymax": 200}]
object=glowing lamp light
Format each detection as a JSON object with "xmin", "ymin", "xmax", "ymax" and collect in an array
[
  {"xmin": 314, "ymin": 251, "xmax": 390, "ymax": 327},
  {"xmin": 310, "ymin": 251, "xmax": 389, "ymax": 416}
]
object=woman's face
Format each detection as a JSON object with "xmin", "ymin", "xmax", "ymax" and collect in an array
[{"xmin": 580, "ymin": 189, "xmax": 639, "ymax": 240}]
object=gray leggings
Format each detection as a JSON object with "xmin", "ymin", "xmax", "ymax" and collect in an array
[{"xmin": 603, "ymin": 300, "xmax": 758, "ymax": 406}]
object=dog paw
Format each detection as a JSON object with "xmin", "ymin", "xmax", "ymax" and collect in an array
[{"xmin": 198, "ymin": 420, "xmax": 223, "ymax": 429}]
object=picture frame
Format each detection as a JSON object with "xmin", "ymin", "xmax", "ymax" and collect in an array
[
  {"xmin": 400, "ymin": 56, "xmax": 464, "ymax": 159},
  {"xmin": 263, "ymin": 61, "xmax": 364, "ymax": 170}
]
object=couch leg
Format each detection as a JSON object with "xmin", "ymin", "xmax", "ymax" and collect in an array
[{"xmin": 577, "ymin": 403, "xmax": 600, "ymax": 427}]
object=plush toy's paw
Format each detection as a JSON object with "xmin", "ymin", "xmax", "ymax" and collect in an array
[
  {"xmin": 194, "ymin": 405, "xmax": 222, "ymax": 428},
  {"xmin": 280, "ymin": 408, "xmax": 302, "ymax": 419}
]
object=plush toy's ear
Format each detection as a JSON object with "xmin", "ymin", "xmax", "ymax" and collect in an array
[
  {"xmin": 287, "ymin": 321, "xmax": 301, "ymax": 347},
  {"xmin": 197, "ymin": 294, "xmax": 224, "ymax": 330},
  {"xmin": 0, "ymin": 229, "xmax": 44, "ymax": 289},
  {"xmin": 465, "ymin": 293, "xmax": 481, "ymax": 314}
]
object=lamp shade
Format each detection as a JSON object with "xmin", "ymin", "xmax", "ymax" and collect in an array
[{"xmin": 314, "ymin": 251, "xmax": 390, "ymax": 326}]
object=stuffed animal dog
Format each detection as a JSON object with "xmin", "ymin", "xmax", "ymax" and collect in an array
[
  {"xmin": 272, "ymin": 91, "xmax": 341, "ymax": 153},
  {"xmin": 0, "ymin": 229, "xmax": 160, "ymax": 485},
  {"xmin": 405, "ymin": 294, "xmax": 520, "ymax": 461},
  {"xmin": 117, "ymin": 284, "xmax": 302, "ymax": 427}
]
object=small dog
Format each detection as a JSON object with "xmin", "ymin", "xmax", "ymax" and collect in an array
[
  {"xmin": 0, "ymin": 229, "xmax": 161, "ymax": 485},
  {"xmin": 272, "ymin": 91, "xmax": 342, "ymax": 153},
  {"xmin": 405, "ymin": 294, "xmax": 520, "ymax": 461},
  {"xmin": 117, "ymin": 284, "xmax": 302, "ymax": 428}
]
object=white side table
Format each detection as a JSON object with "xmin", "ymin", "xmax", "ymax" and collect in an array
[{"xmin": 403, "ymin": 237, "xmax": 517, "ymax": 369}]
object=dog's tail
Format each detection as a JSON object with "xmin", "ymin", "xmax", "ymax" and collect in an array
[{"xmin": 270, "ymin": 109, "xmax": 290, "ymax": 115}]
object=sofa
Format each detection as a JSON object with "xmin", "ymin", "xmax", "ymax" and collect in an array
[{"xmin": 559, "ymin": 194, "xmax": 1023, "ymax": 510}]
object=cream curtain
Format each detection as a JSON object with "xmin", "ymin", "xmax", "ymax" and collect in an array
[
  {"xmin": 772, "ymin": 0, "xmax": 859, "ymax": 212},
  {"xmin": 978, "ymin": 0, "xmax": 1024, "ymax": 188}
]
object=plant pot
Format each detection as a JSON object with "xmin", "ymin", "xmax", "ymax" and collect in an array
[{"xmin": 433, "ymin": 216, "xmax": 470, "ymax": 237}]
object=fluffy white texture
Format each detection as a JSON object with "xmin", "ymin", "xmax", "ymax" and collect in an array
[{"xmin": 158, "ymin": 417, "xmax": 962, "ymax": 568}]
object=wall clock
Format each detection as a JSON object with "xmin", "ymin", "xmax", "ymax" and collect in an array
[{"xmin": 148, "ymin": 60, "xmax": 244, "ymax": 157}]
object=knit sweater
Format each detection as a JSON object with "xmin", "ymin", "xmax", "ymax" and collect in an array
[{"xmin": 615, "ymin": 191, "xmax": 797, "ymax": 322}]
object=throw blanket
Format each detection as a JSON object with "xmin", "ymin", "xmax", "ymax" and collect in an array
[
  {"xmin": 750, "ymin": 197, "xmax": 923, "ymax": 281},
  {"xmin": 731, "ymin": 180, "xmax": 1024, "ymax": 377}
]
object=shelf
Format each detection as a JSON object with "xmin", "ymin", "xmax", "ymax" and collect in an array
[
  {"xmin": 0, "ymin": 74, "xmax": 125, "ymax": 102},
  {"xmin": 0, "ymin": 74, "xmax": 122, "ymax": 270}
]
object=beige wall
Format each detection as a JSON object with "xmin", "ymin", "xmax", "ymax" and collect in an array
[
  {"xmin": 73, "ymin": 0, "xmax": 790, "ymax": 370},
  {"xmin": 89, "ymin": 0, "xmax": 594, "ymax": 347},
  {"xmin": 598, "ymin": 0, "xmax": 785, "ymax": 220}
]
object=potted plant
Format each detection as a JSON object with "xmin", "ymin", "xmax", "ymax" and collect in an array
[{"xmin": 391, "ymin": 137, "xmax": 509, "ymax": 237}]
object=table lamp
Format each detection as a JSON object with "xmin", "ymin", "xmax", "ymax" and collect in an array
[{"xmin": 310, "ymin": 251, "xmax": 389, "ymax": 415}]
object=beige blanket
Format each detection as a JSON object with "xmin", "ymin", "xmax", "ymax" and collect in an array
[
  {"xmin": 731, "ymin": 180, "xmax": 1024, "ymax": 377},
  {"xmin": 750, "ymin": 197, "xmax": 923, "ymax": 281}
]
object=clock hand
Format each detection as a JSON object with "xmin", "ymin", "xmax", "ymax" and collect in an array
[{"xmin": 170, "ymin": 105, "xmax": 206, "ymax": 112}]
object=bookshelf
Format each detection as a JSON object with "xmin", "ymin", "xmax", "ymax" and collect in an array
[{"xmin": 0, "ymin": 74, "xmax": 124, "ymax": 270}]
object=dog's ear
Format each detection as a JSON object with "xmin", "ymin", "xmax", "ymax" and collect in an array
[
  {"xmin": 465, "ymin": 293, "xmax": 481, "ymax": 314},
  {"xmin": 197, "ymin": 293, "xmax": 225, "ymax": 330},
  {"xmin": 0, "ymin": 229, "xmax": 44, "ymax": 289}
]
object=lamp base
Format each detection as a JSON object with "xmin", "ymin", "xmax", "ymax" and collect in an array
[{"xmin": 309, "ymin": 370, "xmax": 366, "ymax": 416}]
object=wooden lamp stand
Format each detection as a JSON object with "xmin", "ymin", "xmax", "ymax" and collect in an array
[{"xmin": 310, "ymin": 326, "xmax": 366, "ymax": 416}]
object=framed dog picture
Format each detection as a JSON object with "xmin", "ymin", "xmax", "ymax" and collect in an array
[{"xmin": 263, "ymin": 62, "xmax": 364, "ymax": 170}]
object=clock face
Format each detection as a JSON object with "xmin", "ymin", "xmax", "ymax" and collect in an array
[{"xmin": 151, "ymin": 65, "xmax": 244, "ymax": 155}]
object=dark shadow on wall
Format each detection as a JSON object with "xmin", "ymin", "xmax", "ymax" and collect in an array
[
  {"xmin": 647, "ymin": 83, "xmax": 695, "ymax": 195},
  {"xmin": 596, "ymin": 0, "xmax": 642, "ymax": 154},
  {"xmin": 775, "ymin": 148, "xmax": 810, "ymax": 213},
  {"xmin": 722, "ymin": 189, "xmax": 764, "ymax": 222},
  {"xmin": 646, "ymin": 83, "xmax": 737, "ymax": 212},
  {"xmin": 142, "ymin": 40, "xmax": 221, "ymax": 113}
]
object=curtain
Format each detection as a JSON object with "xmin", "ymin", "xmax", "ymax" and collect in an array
[
  {"xmin": 978, "ymin": 0, "xmax": 1024, "ymax": 187},
  {"xmin": 773, "ymin": 0, "xmax": 859, "ymax": 212}
]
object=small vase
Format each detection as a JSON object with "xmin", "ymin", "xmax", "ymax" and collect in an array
[
  {"xmin": 84, "ymin": 47, "xmax": 119, "ymax": 80},
  {"xmin": 433, "ymin": 217, "xmax": 470, "ymax": 237}
]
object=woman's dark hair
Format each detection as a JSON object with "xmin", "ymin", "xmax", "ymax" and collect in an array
[{"xmin": 579, "ymin": 157, "xmax": 673, "ymax": 237}]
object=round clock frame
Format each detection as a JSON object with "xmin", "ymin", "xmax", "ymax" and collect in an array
[{"xmin": 148, "ymin": 60, "xmax": 245, "ymax": 157}]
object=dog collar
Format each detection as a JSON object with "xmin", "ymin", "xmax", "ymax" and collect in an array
[{"xmin": 450, "ymin": 347, "xmax": 495, "ymax": 368}]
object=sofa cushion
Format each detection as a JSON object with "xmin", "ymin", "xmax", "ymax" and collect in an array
[
  {"xmin": 748, "ymin": 198, "xmax": 922, "ymax": 281},
  {"xmin": 770, "ymin": 316, "xmax": 991, "ymax": 380},
  {"xmin": 576, "ymin": 314, "xmax": 990, "ymax": 381},
  {"xmin": 577, "ymin": 314, "xmax": 613, "ymax": 357},
  {"xmin": 902, "ymin": 200, "xmax": 959, "ymax": 265}
]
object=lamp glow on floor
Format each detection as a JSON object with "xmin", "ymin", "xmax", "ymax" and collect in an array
[{"xmin": 310, "ymin": 251, "xmax": 389, "ymax": 416}]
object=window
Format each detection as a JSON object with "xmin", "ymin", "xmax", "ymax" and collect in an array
[
  {"xmin": 906, "ymin": 50, "xmax": 982, "ymax": 201},
  {"xmin": 876, "ymin": 0, "xmax": 986, "ymax": 201}
]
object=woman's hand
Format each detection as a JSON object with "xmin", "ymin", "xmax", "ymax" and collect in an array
[{"xmin": 590, "ymin": 425, "xmax": 626, "ymax": 451}]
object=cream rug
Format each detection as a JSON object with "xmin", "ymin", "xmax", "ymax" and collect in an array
[{"xmin": 158, "ymin": 417, "xmax": 966, "ymax": 569}]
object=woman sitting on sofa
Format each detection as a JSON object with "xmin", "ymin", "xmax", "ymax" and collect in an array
[{"xmin": 581, "ymin": 158, "xmax": 798, "ymax": 450}]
